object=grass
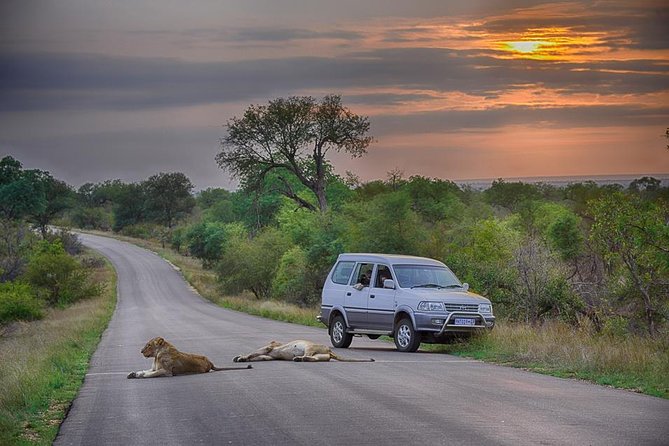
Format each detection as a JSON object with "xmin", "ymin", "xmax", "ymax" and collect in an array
[
  {"xmin": 0, "ymin": 251, "xmax": 116, "ymax": 445},
  {"xmin": 427, "ymin": 321, "xmax": 669, "ymax": 398},
  {"xmin": 77, "ymin": 230, "xmax": 669, "ymax": 399}
]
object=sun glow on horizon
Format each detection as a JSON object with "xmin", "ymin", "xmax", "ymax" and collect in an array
[{"xmin": 504, "ymin": 40, "xmax": 554, "ymax": 54}]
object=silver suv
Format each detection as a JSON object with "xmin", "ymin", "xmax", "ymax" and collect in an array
[{"xmin": 318, "ymin": 253, "xmax": 495, "ymax": 352}]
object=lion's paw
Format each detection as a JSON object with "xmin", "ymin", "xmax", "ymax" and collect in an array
[
  {"xmin": 127, "ymin": 371, "xmax": 138, "ymax": 379},
  {"xmin": 293, "ymin": 356, "xmax": 304, "ymax": 362},
  {"xmin": 233, "ymin": 356, "xmax": 245, "ymax": 363}
]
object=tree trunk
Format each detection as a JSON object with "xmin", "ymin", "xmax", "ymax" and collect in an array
[{"xmin": 314, "ymin": 181, "xmax": 328, "ymax": 213}]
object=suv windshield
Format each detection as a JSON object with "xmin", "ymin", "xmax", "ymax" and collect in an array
[{"xmin": 393, "ymin": 265, "xmax": 462, "ymax": 289}]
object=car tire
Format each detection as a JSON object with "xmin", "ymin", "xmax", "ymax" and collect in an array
[
  {"xmin": 394, "ymin": 317, "xmax": 421, "ymax": 352},
  {"xmin": 330, "ymin": 314, "xmax": 353, "ymax": 349}
]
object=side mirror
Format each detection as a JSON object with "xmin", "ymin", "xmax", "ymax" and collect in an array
[
  {"xmin": 462, "ymin": 283, "xmax": 469, "ymax": 291},
  {"xmin": 383, "ymin": 279, "xmax": 396, "ymax": 289}
]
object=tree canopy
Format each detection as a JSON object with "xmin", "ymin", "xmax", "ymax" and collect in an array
[{"xmin": 217, "ymin": 95, "xmax": 373, "ymax": 212}]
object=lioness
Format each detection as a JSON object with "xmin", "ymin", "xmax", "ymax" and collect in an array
[
  {"xmin": 233, "ymin": 340, "xmax": 375, "ymax": 362},
  {"xmin": 127, "ymin": 337, "xmax": 252, "ymax": 378}
]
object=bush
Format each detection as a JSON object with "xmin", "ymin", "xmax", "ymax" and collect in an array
[
  {"xmin": 24, "ymin": 240, "xmax": 101, "ymax": 306},
  {"xmin": 0, "ymin": 282, "xmax": 43, "ymax": 323},
  {"xmin": 217, "ymin": 227, "xmax": 291, "ymax": 299},
  {"xmin": 0, "ymin": 220, "xmax": 36, "ymax": 282},
  {"xmin": 184, "ymin": 222, "xmax": 229, "ymax": 268},
  {"xmin": 69, "ymin": 206, "xmax": 112, "ymax": 231},
  {"xmin": 117, "ymin": 223, "xmax": 161, "ymax": 239},
  {"xmin": 47, "ymin": 229, "xmax": 83, "ymax": 255},
  {"xmin": 272, "ymin": 246, "xmax": 317, "ymax": 306}
]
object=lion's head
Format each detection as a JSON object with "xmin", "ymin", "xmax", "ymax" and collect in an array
[{"xmin": 141, "ymin": 337, "xmax": 165, "ymax": 357}]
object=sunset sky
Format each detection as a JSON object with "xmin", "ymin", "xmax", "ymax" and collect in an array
[{"xmin": 1, "ymin": 0, "xmax": 668, "ymax": 190}]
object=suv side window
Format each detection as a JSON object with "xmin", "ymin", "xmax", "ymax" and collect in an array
[
  {"xmin": 331, "ymin": 261, "xmax": 355, "ymax": 285},
  {"xmin": 373, "ymin": 264, "xmax": 392, "ymax": 288},
  {"xmin": 352, "ymin": 263, "xmax": 374, "ymax": 287}
]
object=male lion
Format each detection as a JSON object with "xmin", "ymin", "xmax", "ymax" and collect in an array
[
  {"xmin": 233, "ymin": 340, "xmax": 375, "ymax": 363},
  {"xmin": 127, "ymin": 337, "xmax": 252, "ymax": 378}
]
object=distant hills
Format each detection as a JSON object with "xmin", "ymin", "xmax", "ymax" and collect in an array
[{"xmin": 455, "ymin": 174, "xmax": 669, "ymax": 191}]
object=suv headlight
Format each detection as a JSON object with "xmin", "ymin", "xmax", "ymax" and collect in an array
[
  {"xmin": 417, "ymin": 301, "xmax": 445, "ymax": 312},
  {"xmin": 478, "ymin": 303, "xmax": 492, "ymax": 314}
]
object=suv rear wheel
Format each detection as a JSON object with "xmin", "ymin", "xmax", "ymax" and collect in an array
[
  {"xmin": 330, "ymin": 314, "xmax": 353, "ymax": 348},
  {"xmin": 394, "ymin": 317, "xmax": 421, "ymax": 352}
]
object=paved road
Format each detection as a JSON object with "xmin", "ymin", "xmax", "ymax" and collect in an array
[{"xmin": 55, "ymin": 233, "xmax": 669, "ymax": 445}]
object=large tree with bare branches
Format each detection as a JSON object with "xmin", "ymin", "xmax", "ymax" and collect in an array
[{"xmin": 216, "ymin": 95, "xmax": 373, "ymax": 212}]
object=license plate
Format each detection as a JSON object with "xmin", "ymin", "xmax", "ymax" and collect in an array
[{"xmin": 454, "ymin": 318, "xmax": 475, "ymax": 326}]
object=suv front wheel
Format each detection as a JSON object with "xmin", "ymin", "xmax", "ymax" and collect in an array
[
  {"xmin": 330, "ymin": 314, "xmax": 353, "ymax": 348},
  {"xmin": 394, "ymin": 317, "xmax": 421, "ymax": 352}
]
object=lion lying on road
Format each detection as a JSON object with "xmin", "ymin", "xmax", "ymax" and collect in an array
[
  {"xmin": 233, "ymin": 340, "xmax": 375, "ymax": 363},
  {"xmin": 127, "ymin": 337, "xmax": 252, "ymax": 378}
]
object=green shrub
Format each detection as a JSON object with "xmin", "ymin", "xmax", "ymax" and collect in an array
[
  {"xmin": 118, "ymin": 223, "xmax": 160, "ymax": 239},
  {"xmin": 272, "ymin": 246, "xmax": 316, "ymax": 306},
  {"xmin": 69, "ymin": 206, "xmax": 112, "ymax": 231},
  {"xmin": 184, "ymin": 222, "xmax": 229, "ymax": 268},
  {"xmin": 0, "ymin": 281, "xmax": 43, "ymax": 323},
  {"xmin": 24, "ymin": 240, "xmax": 101, "ymax": 306},
  {"xmin": 217, "ymin": 227, "xmax": 291, "ymax": 299}
]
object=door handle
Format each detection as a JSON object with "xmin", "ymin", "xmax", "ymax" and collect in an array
[
  {"xmin": 346, "ymin": 292, "xmax": 351, "ymax": 296},
  {"xmin": 370, "ymin": 294, "xmax": 375, "ymax": 298}
]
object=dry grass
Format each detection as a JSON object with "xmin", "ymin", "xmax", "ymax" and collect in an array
[
  {"xmin": 0, "ymin": 253, "xmax": 116, "ymax": 445},
  {"xmin": 432, "ymin": 320, "xmax": 669, "ymax": 398}
]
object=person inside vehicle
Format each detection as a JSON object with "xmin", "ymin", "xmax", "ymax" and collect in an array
[
  {"xmin": 353, "ymin": 272, "xmax": 371, "ymax": 290},
  {"xmin": 376, "ymin": 270, "xmax": 391, "ymax": 288}
]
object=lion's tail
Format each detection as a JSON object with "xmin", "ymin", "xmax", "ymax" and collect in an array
[
  {"xmin": 330, "ymin": 352, "xmax": 375, "ymax": 362},
  {"xmin": 211, "ymin": 364, "xmax": 253, "ymax": 371}
]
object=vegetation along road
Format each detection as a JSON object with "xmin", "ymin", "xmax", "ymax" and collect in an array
[{"xmin": 54, "ymin": 232, "xmax": 669, "ymax": 445}]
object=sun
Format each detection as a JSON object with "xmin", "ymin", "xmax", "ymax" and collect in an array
[{"xmin": 504, "ymin": 40, "xmax": 554, "ymax": 54}]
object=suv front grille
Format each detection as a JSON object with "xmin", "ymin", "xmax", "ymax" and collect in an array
[{"xmin": 444, "ymin": 303, "xmax": 479, "ymax": 312}]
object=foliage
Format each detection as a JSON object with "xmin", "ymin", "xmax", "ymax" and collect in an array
[
  {"xmin": 217, "ymin": 95, "xmax": 373, "ymax": 212},
  {"xmin": 447, "ymin": 217, "xmax": 519, "ymax": 315},
  {"xmin": 533, "ymin": 202, "xmax": 583, "ymax": 261},
  {"xmin": 143, "ymin": 172, "xmax": 195, "ymax": 228},
  {"xmin": 512, "ymin": 235, "xmax": 583, "ymax": 323},
  {"xmin": 0, "ymin": 281, "xmax": 43, "ymax": 323},
  {"xmin": 217, "ymin": 226, "xmax": 291, "ymax": 299},
  {"xmin": 0, "ymin": 220, "xmax": 37, "ymax": 282},
  {"xmin": 589, "ymin": 192, "xmax": 669, "ymax": 335},
  {"xmin": 272, "ymin": 246, "xmax": 314, "ymax": 306},
  {"xmin": 484, "ymin": 179, "xmax": 541, "ymax": 211},
  {"xmin": 405, "ymin": 175, "xmax": 465, "ymax": 223},
  {"xmin": 27, "ymin": 175, "xmax": 74, "ymax": 238},
  {"xmin": 0, "ymin": 156, "xmax": 47, "ymax": 221},
  {"xmin": 24, "ymin": 240, "xmax": 101, "ymax": 306},
  {"xmin": 184, "ymin": 221, "xmax": 230, "ymax": 268},
  {"xmin": 342, "ymin": 190, "xmax": 427, "ymax": 254},
  {"xmin": 112, "ymin": 183, "xmax": 146, "ymax": 232},
  {"xmin": 69, "ymin": 205, "xmax": 112, "ymax": 231}
]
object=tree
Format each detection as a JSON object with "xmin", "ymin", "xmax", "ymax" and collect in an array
[
  {"xmin": 112, "ymin": 183, "xmax": 146, "ymax": 232},
  {"xmin": 217, "ymin": 95, "xmax": 373, "ymax": 212},
  {"xmin": 0, "ymin": 156, "xmax": 46, "ymax": 221},
  {"xmin": 143, "ymin": 172, "xmax": 195, "ymax": 228},
  {"xmin": 484, "ymin": 179, "xmax": 541, "ymax": 211},
  {"xmin": 28, "ymin": 175, "xmax": 74, "ymax": 238},
  {"xmin": 589, "ymin": 192, "xmax": 669, "ymax": 335}
]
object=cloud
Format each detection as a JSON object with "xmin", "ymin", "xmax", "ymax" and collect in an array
[
  {"xmin": 1, "ymin": 47, "xmax": 667, "ymax": 113},
  {"xmin": 371, "ymin": 105, "xmax": 669, "ymax": 136}
]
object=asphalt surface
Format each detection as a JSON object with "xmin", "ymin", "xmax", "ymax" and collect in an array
[{"xmin": 54, "ymin": 232, "xmax": 669, "ymax": 445}]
